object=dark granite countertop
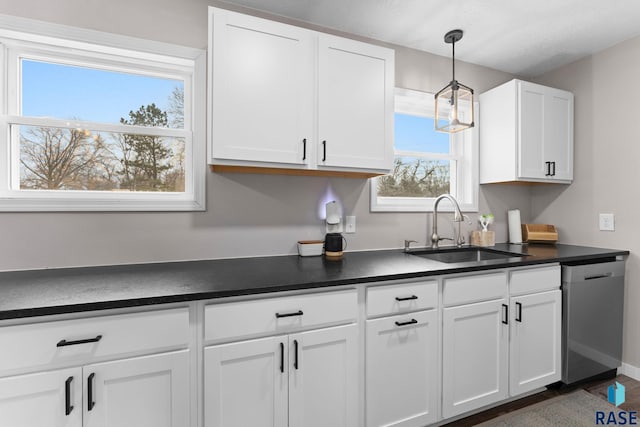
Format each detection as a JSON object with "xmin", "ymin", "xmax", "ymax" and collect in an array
[{"xmin": 0, "ymin": 243, "xmax": 628, "ymax": 320}]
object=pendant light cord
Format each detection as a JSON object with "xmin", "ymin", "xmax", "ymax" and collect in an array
[{"xmin": 451, "ymin": 40, "xmax": 456, "ymax": 82}]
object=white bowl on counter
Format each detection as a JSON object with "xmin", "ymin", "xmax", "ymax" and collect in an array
[{"xmin": 297, "ymin": 240, "xmax": 324, "ymax": 257}]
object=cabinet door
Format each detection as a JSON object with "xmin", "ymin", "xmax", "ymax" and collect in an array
[
  {"xmin": 0, "ymin": 367, "xmax": 82, "ymax": 427},
  {"xmin": 518, "ymin": 81, "xmax": 573, "ymax": 181},
  {"xmin": 289, "ymin": 324, "xmax": 358, "ymax": 427},
  {"xmin": 83, "ymin": 351, "xmax": 190, "ymax": 427},
  {"xmin": 544, "ymin": 91, "xmax": 573, "ymax": 180},
  {"xmin": 366, "ymin": 310, "xmax": 438, "ymax": 427},
  {"xmin": 317, "ymin": 34, "xmax": 393, "ymax": 171},
  {"xmin": 204, "ymin": 336, "xmax": 287, "ymax": 427},
  {"xmin": 442, "ymin": 299, "xmax": 509, "ymax": 419},
  {"xmin": 510, "ymin": 290, "xmax": 561, "ymax": 396},
  {"xmin": 518, "ymin": 82, "xmax": 546, "ymax": 180},
  {"xmin": 210, "ymin": 8, "xmax": 314, "ymax": 165}
]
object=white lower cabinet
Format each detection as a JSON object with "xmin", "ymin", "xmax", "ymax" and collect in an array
[
  {"xmin": 0, "ymin": 308, "xmax": 191, "ymax": 427},
  {"xmin": 366, "ymin": 310, "xmax": 439, "ymax": 427},
  {"xmin": 509, "ymin": 290, "xmax": 562, "ymax": 395},
  {"xmin": 442, "ymin": 266, "xmax": 562, "ymax": 420},
  {"xmin": 204, "ymin": 323, "xmax": 358, "ymax": 427},
  {"xmin": 442, "ymin": 299, "xmax": 509, "ymax": 419},
  {"xmin": 0, "ymin": 266, "xmax": 563, "ymax": 427},
  {"xmin": 0, "ymin": 367, "xmax": 82, "ymax": 427},
  {"xmin": 204, "ymin": 336, "xmax": 287, "ymax": 427},
  {"xmin": 0, "ymin": 351, "xmax": 190, "ymax": 427},
  {"xmin": 84, "ymin": 351, "xmax": 190, "ymax": 427}
]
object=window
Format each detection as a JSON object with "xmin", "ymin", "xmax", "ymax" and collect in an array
[
  {"xmin": 370, "ymin": 87, "xmax": 478, "ymax": 212},
  {"xmin": 0, "ymin": 16, "xmax": 206, "ymax": 211}
]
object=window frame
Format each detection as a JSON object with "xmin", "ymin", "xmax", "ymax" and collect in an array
[
  {"xmin": 370, "ymin": 87, "xmax": 479, "ymax": 213},
  {"xmin": 0, "ymin": 15, "xmax": 206, "ymax": 211}
]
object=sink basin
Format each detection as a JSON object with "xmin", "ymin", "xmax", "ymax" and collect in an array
[{"xmin": 409, "ymin": 247, "xmax": 527, "ymax": 264}]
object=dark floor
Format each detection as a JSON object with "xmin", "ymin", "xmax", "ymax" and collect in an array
[{"xmin": 443, "ymin": 374, "xmax": 640, "ymax": 426}]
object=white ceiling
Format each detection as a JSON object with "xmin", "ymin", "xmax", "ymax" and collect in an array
[{"xmin": 219, "ymin": 0, "xmax": 640, "ymax": 77}]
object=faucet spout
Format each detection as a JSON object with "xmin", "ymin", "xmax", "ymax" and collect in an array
[{"xmin": 431, "ymin": 194, "xmax": 464, "ymax": 249}]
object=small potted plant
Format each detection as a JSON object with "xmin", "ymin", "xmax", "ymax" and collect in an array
[{"xmin": 471, "ymin": 214, "xmax": 495, "ymax": 246}]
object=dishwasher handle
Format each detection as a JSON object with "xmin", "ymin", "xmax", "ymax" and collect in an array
[{"xmin": 584, "ymin": 272, "xmax": 612, "ymax": 280}]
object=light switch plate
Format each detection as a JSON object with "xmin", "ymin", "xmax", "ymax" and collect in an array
[
  {"xmin": 599, "ymin": 213, "xmax": 615, "ymax": 231},
  {"xmin": 345, "ymin": 216, "xmax": 356, "ymax": 233}
]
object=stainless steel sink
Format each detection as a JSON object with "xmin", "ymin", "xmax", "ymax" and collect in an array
[{"xmin": 409, "ymin": 247, "xmax": 527, "ymax": 264}]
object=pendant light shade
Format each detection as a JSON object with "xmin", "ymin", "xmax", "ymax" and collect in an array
[{"xmin": 435, "ymin": 29, "xmax": 474, "ymax": 133}]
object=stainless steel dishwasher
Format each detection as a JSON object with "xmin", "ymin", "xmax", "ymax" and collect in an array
[{"xmin": 561, "ymin": 259, "xmax": 625, "ymax": 384}]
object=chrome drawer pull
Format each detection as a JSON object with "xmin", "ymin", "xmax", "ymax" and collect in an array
[
  {"xmin": 275, "ymin": 310, "xmax": 304, "ymax": 318},
  {"xmin": 57, "ymin": 335, "xmax": 103, "ymax": 347}
]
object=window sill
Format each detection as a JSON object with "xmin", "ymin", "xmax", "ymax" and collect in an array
[{"xmin": 0, "ymin": 195, "xmax": 205, "ymax": 212}]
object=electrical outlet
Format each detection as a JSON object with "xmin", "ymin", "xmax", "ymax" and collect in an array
[
  {"xmin": 345, "ymin": 216, "xmax": 356, "ymax": 233},
  {"xmin": 599, "ymin": 213, "xmax": 615, "ymax": 231}
]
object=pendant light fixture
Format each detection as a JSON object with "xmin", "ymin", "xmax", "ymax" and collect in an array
[{"xmin": 435, "ymin": 29, "xmax": 474, "ymax": 133}]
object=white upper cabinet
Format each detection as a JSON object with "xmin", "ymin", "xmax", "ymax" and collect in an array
[
  {"xmin": 208, "ymin": 7, "xmax": 394, "ymax": 176},
  {"xmin": 317, "ymin": 34, "xmax": 394, "ymax": 171},
  {"xmin": 209, "ymin": 9, "xmax": 314, "ymax": 166},
  {"xmin": 480, "ymin": 79, "xmax": 573, "ymax": 184}
]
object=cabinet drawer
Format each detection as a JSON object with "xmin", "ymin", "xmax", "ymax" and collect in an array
[
  {"xmin": 0, "ymin": 308, "xmax": 189, "ymax": 376},
  {"xmin": 204, "ymin": 289, "xmax": 357, "ymax": 342},
  {"xmin": 443, "ymin": 272, "xmax": 507, "ymax": 307},
  {"xmin": 367, "ymin": 280, "xmax": 437, "ymax": 318},
  {"xmin": 509, "ymin": 265, "xmax": 560, "ymax": 296}
]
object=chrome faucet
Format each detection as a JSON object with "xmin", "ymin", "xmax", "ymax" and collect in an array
[{"xmin": 431, "ymin": 194, "xmax": 465, "ymax": 249}]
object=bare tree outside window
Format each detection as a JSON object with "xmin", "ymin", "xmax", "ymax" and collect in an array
[
  {"xmin": 19, "ymin": 86, "xmax": 186, "ymax": 192},
  {"xmin": 377, "ymin": 157, "xmax": 450, "ymax": 198},
  {"xmin": 20, "ymin": 126, "xmax": 112, "ymax": 190}
]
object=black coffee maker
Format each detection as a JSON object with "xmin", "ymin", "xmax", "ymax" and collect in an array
[
  {"xmin": 324, "ymin": 201, "xmax": 344, "ymax": 258},
  {"xmin": 324, "ymin": 232, "xmax": 344, "ymax": 258}
]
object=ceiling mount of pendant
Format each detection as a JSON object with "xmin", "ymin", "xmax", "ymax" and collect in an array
[{"xmin": 444, "ymin": 29, "xmax": 463, "ymax": 44}]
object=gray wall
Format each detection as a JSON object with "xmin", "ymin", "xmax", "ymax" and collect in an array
[
  {"xmin": 0, "ymin": 0, "xmax": 530, "ymax": 271},
  {"xmin": 533, "ymin": 37, "xmax": 640, "ymax": 368}
]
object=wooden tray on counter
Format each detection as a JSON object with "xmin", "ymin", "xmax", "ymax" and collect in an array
[{"xmin": 521, "ymin": 224, "xmax": 558, "ymax": 244}]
